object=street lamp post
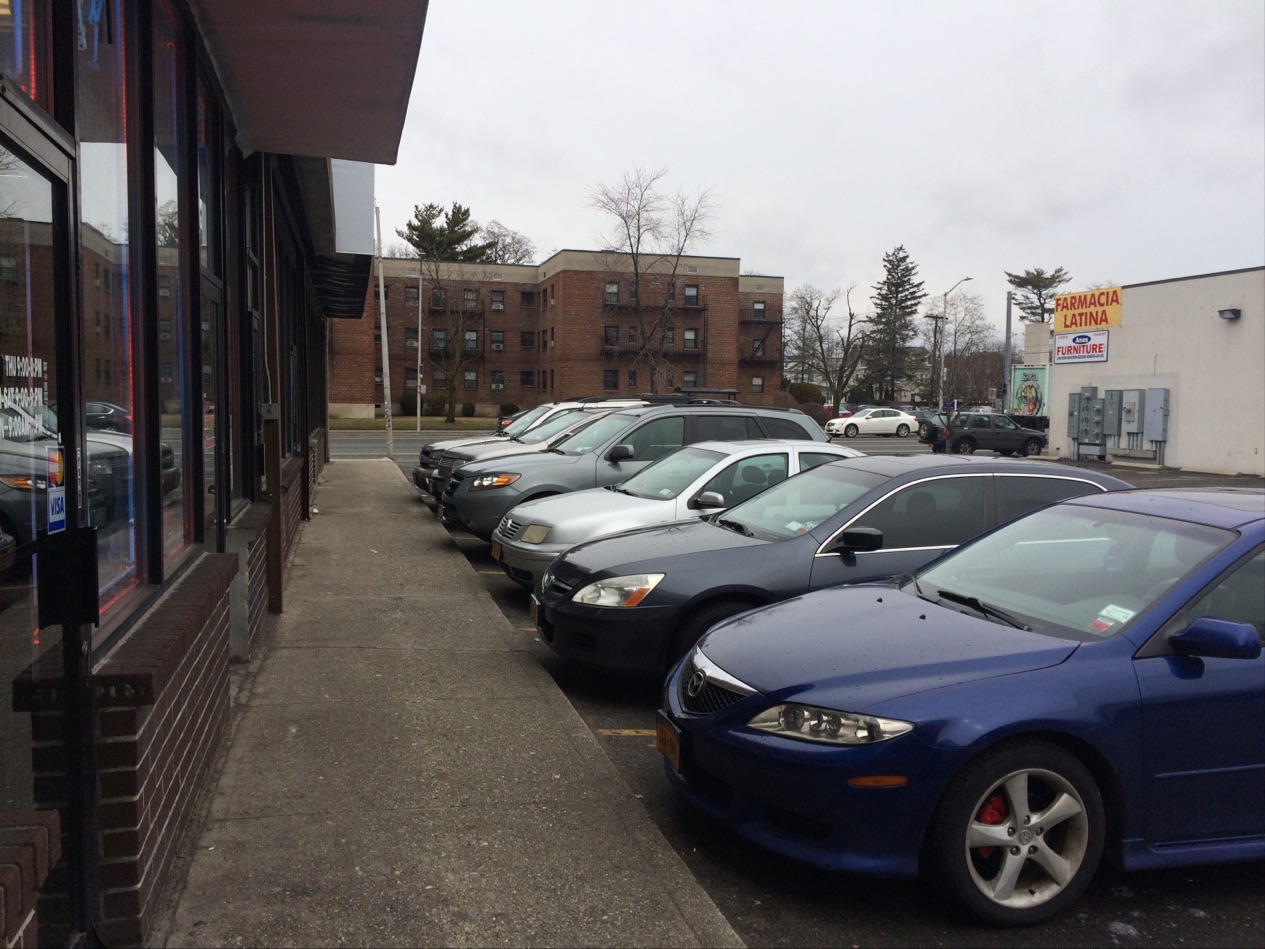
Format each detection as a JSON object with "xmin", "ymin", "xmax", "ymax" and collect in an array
[{"xmin": 937, "ymin": 276, "xmax": 972, "ymax": 412}]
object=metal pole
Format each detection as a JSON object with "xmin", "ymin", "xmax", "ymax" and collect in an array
[
  {"xmin": 374, "ymin": 205, "xmax": 393, "ymax": 460},
  {"xmin": 415, "ymin": 267, "xmax": 423, "ymax": 431},
  {"xmin": 939, "ymin": 276, "xmax": 972, "ymax": 412},
  {"xmin": 1003, "ymin": 291, "xmax": 1013, "ymax": 412}
]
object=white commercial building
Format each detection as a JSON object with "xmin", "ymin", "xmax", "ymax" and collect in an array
[{"xmin": 1022, "ymin": 267, "xmax": 1264, "ymax": 477}]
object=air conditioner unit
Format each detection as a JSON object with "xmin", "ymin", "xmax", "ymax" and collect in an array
[
  {"xmin": 160, "ymin": 332, "xmax": 171, "ymax": 341},
  {"xmin": 158, "ymin": 288, "xmax": 170, "ymax": 297},
  {"xmin": 491, "ymin": 383, "xmax": 504, "ymax": 390},
  {"xmin": 491, "ymin": 343, "xmax": 503, "ymax": 351},
  {"xmin": 491, "ymin": 302, "xmax": 504, "ymax": 310},
  {"xmin": 405, "ymin": 340, "xmax": 418, "ymax": 347}
]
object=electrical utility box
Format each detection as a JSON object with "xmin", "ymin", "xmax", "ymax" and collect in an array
[
  {"xmin": 1121, "ymin": 389, "xmax": 1146, "ymax": 436},
  {"xmin": 1076, "ymin": 386, "xmax": 1104, "ymax": 445},
  {"xmin": 1103, "ymin": 390, "xmax": 1123, "ymax": 438},
  {"xmin": 1144, "ymin": 388, "xmax": 1170, "ymax": 442}
]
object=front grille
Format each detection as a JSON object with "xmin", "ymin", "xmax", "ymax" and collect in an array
[
  {"xmin": 498, "ymin": 515, "xmax": 524, "ymax": 540},
  {"xmin": 443, "ymin": 470, "xmax": 465, "ymax": 500},
  {"xmin": 539, "ymin": 572, "xmax": 574, "ymax": 599},
  {"xmin": 679, "ymin": 657, "xmax": 749, "ymax": 716}
]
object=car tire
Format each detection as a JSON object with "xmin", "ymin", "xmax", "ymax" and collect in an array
[
  {"xmin": 930, "ymin": 740, "xmax": 1105, "ymax": 927},
  {"xmin": 954, "ymin": 438, "xmax": 976, "ymax": 455},
  {"xmin": 1022, "ymin": 439, "xmax": 1043, "ymax": 457},
  {"xmin": 919, "ymin": 422, "xmax": 931, "ymax": 438},
  {"xmin": 896, "ymin": 424, "xmax": 910, "ymax": 437},
  {"xmin": 844, "ymin": 424, "xmax": 859, "ymax": 438},
  {"xmin": 666, "ymin": 599, "xmax": 758, "ymax": 672}
]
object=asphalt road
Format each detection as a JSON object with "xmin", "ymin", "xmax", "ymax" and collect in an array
[{"xmin": 328, "ymin": 430, "xmax": 1265, "ymax": 947}]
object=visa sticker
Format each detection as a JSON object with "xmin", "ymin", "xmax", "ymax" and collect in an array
[{"xmin": 47, "ymin": 447, "xmax": 66, "ymax": 534}]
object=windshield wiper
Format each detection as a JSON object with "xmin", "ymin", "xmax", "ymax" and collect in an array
[
  {"xmin": 936, "ymin": 589, "xmax": 1031, "ymax": 630},
  {"xmin": 716, "ymin": 518, "xmax": 753, "ymax": 537}
]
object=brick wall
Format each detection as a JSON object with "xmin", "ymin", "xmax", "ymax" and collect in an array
[
  {"xmin": 281, "ymin": 455, "xmax": 305, "ymax": 559},
  {"xmin": 0, "ymin": 810, "xmax": 60, "ymax": 949},
  {"xmin": 88, "ymin": 553, "xmax": 237, "ymax": 946}
]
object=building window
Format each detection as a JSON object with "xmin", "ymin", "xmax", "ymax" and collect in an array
[
  {"xmin": 404, "ymin": 327, "xmax": 418, "ymax": 347},
  {"xmin": 627, "ymin": 325, "xmax": 637, "ymax": 343},
  {"xmin": 753, "ymin": 339, "xmax": 765, "ymax": 357},
  {"xmin": 752, "ymin": 375, "xmax": 764, "ymax": 394},
  {"xmin": 491, "ymin": 370, "xmax": 505, "ymax": 389},
  {"xmin": 464, "ymin": 330, "xmax": 479, "ymax": 350},
  {"xmin": 684, "ymin": 284, "xmax": 699, "ymax": 306},
  {"xmin": 463, "ymin": 288, "xmax": 478, "ymax": 310},
  {"xmin": 490, "ymin": 289, "xmax": 505, "ymax": 310},
  {"xmin": 374, "ymin": 284, "xmax": 388, "ymax": 301},
  {"xmin": 754, "ymin": 301, "xmax": 766, "ymax": 319},
  {"xmin": 520, "ymin": 370, "xmax": 535, "ymax": 386},
  {"xmin": 604, "ymin": 282, "xmax": 619, "ymax": 305},
  {"xmin": 464, "ymin": 371, "xmax": 477, "ymax": 389},
  {"xmin": 374, "ymin": 368, "xmax": 383, "ymax": 384},
  {"xmin": 628, "ymin": 282, "xmax": 638, "ymax": 302},
  {"xmin": 520, "ymin": 290, "xmax": 536, "ymax": 308},
  {"xmin": 404, "ymin": 285, "xmax": 419, "ymax": 304},
  {"xmin": 430, "ymin": 288, "xmax": 446, "ymax": 308},
  {"xmin": 664, "ymin": 327, "xmax": 675, "ymax": 345},
  {"xmin": 628, "ymin": 369, "xmax": 637, "ymax": 388},
  {"xmin": 434, "ymin": 371, "xmax": 447, "ymax": 388},
  {"xmin": 432, "ymin": 328, "xmax": 447, "ymax": 348},
  {"xmin": 603, "ymin": 369, "xmax": 618, "ymax": 390},
  {"xmin": 666, "ymin": 282, "xmax": 675, "ymax": 301},
  {"xmin": 490, "ymin": 330, "xmax": 505, "ymax": 350},
  {"xmin": 374, "ymin": 323, "xmax": 382, "ymax": 342},
  {"xmin": 683, "ymin": 371, "xmax": 698, "ymax": 388},
  {"xmin": 684, "ymin": 328, "xmax": 698, "ymax": 350},
  {"xmin": 405, "ymin": 367, "xmax": 418, "ymax": 388},
  {"xmin": 520, "ymin": 330, "xmax": 535, "ymax": 347},
  {"xmin": 604, "ymin": 325, "xmax": 618, "ymax": 345}
]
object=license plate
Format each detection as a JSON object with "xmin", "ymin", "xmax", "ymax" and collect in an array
[
  {"xmin": 490, "ymin": 541, "xmax": 501, "ymax": 562},
  {"xmin": 656, "ymin": 711, "xmax": 681, "ymax": 773}
]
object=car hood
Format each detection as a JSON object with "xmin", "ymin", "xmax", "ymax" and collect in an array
[
  {"xmin": 462, "ymin": 450, "xmax": 587, "ymax": 476},
  {"xmin": 452, "ymin": 439, "xmax": 551, "ymax": 464},
  {"xmin": 506, "ymin": 487, "xmax": 685, "ymax": 543},
  {"xmin": 561, "ymin": 517, "xmax": 764, "ymax": 573},
  {"xmin": 697, "ymin": 585, "xmax": 1078, "ymax": 710}
]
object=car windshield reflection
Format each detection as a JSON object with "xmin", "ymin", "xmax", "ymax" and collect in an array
[
  {"xmin": 716, "ymin": 464, "xmax": 886, "ymax": 541},
  {"xmin": 913, "ymin": 504, "xmax": 1232, "ymax": 640}
]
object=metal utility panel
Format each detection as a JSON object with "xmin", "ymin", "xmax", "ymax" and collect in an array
[
  {"xmin": 1144, "ymin": 388, "xmax": 1170, "ymax": 442},
  {"xmin": 1074, "ymin": 387, "xmax": 1103, "ymax": 444},
  {"xmin": 1068, "ymin": 392, "xmax": 1083, "ymax": 427},
  {"xmin": 1104, "ymin": 390, "xmax": 1123, "ymax": 437},
  {"xmin": 1121, "ymin": 389, "xmax": 1146, "ymax": 435}
]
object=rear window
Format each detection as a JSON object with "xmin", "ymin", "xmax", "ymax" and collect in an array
[
  {"xmin": 760, "ymin": 415, "xmax": 817, "ymax": 439},
  {"xmin": 995, "ymin": 475, "xmax": 1108, "ymax": 525}
]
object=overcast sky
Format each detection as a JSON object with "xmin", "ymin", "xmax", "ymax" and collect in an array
[{"xmin": 374, "ymin": 0, "xmax": 1265, "ymax": 336}]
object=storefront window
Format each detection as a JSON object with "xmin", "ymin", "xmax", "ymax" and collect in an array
[
  {"xmin": 76, "ymin": 0, "xmax": 137, "ymax": 605},
  {"xmin": 153, "ymin": 0, "xmax": 190, "ymax": 561},
  {"xmin": 0, "ymin": 0, "xmax": 51, "ymax": 113}
]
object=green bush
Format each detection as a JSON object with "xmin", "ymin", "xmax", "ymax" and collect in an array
[
  {"xmin": 787, "ymin": 381, "xmax": 824, "ymax": 405},
  {"xmin": 423, "ymin": 393, "xmax": 447, "ymax": 416},
  {"xmin": 400, "ymin": 388, "xmax": 418, "ymax": 416},
  {"xmin": 461, "ymin": 402, "xmax": 476, "ymax": 417}
]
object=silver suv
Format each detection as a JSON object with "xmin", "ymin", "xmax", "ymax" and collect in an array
[{"xmin": 439, "ymin": 401, "xmax": 826, "ymax": 540}]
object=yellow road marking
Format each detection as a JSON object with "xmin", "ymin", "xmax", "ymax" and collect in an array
[
  {"xmin": 476, "ymin": 569, "xmax": 503, "ymax": 575},
  {"xmin": 596, "ymin": 728, "xmax": 657, "ymax": 737}
]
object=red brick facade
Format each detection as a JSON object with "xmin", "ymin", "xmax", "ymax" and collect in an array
[{"xmin": 330, "ymin": 252, "xmax": 786, "ymax": 416}]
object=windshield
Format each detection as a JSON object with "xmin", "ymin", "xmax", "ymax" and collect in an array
[
  {"xmin": 518, "ymin": 408, "xmax": 594, "ymax": 443},
  {"xmin": 503, "ymin": 404, "xmax": 554, "ymax": 437},
  {"xmin": 617, "ymin": 446, "xmax": 726, "ymax": 500},
  {"xmin": 914, "ymin": 503, "xmax": 1233, "ymax": 641},
  {"xmin": 714, "ymin": 463, "xmax": 886, "ymax": 541},
  {"xmin": 551, "ymin": 411, "xmax": 638, "ymax": 456}
]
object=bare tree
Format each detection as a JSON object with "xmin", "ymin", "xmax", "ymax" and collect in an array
[
  {"xmin": 785, "ymin": 283, "xmax": 868, "ymax": 412},
  {"xmin": 418, "ymin": 259, "xmax": 490, "ymax": 423},
  {"xmin": 589, "ymin": 164, "xmax": 716, "ymax": 393},
  {"xmin": 480, "ymin": 221, "xmax": 536, "ymax": 265},
  {"xmin": 919, "ymin": 292, "xmax": 1002, "ymax": 411}
]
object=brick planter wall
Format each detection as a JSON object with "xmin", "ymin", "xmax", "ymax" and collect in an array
[{"xmin": 0, "ymin": 810, "xmax": 61, "ymax": 949}]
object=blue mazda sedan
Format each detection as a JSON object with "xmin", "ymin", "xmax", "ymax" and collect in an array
[{"xmin": 658, "ymin": 488, "xmax": 1264, "ymax": 925}]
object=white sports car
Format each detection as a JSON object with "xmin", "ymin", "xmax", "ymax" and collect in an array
[{"xmin": 825, "ymin": 407, "xmax": 917, "ymax": 438}]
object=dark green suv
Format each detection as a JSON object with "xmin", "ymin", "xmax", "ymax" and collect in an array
[{"xmin": 925, "ymin": 412, "xmax": 1046, "ymax": 456}]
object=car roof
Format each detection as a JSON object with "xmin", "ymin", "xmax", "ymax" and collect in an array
[
  {"xmin": 681, "ymin": 439, "xmax": 858, "ymax": 456},
  {"xmin": 612, "ymin": 401, "xmax": 809, "ymax": 419},
  {"xmin": 818, "ymin": 454, "xmax": 1130, "ymax": 484},
  {"xmin": 1065, "ymin": 487, "xmax": 1265, "ymax": 529}
]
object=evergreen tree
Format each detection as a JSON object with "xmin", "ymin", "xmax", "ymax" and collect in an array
[
  {"xmin": 396, "ymin": 202, "xmax": 495, "ymax": 261},
  {"xmin": 1004, "ymin": 266, "xmax": 1072, "ymax": 323},
  {"xmin": 868, "ymin": 246, "xmax": 927, "ymax": 402}
]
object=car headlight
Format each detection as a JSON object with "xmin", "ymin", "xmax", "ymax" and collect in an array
[
  {"xmin": 0, "ymin": 473, "xmax": 46, "ymax": 491},
  {"xmin": 469, "ymin": 473, "xmax": 520, "ymax": 491},
  {"xmin": 520, "ymin": 524, "xmax": 550, "ymax": 544},
  {"xmin": 747, "ymin": 704, "xmax": 913, "ymax": 746},
  {"xmin": 572, "ymin": 573, "xmax": 665, "ymax": 607}
]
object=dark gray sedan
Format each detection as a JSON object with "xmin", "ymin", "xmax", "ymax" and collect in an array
[{"xmin": 533, "ymin": 456, "xmax": 1131, "ymax": 677}]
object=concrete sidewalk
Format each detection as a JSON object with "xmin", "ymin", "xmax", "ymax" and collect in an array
[{"xmin": 151, "ymin": 459, "xmax": 741, "ymax": 948}]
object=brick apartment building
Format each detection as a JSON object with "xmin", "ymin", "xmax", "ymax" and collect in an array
[{"xmin": 329, "ymin": 250, "xmax": 787, "ymax": 416}]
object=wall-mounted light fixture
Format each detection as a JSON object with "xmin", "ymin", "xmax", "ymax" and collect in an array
[{"xmin": 1218, "ymin": 308, "xmax": 1242, "ymax": 320}]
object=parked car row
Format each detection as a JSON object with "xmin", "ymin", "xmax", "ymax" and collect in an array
[{"xmin": 413, "ymin": 400, "xmax": 1265, "ymax": 926}]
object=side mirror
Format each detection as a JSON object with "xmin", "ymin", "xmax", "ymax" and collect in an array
[
  {"xmin": 607, "ymin": 443, "xmax": 634, "ymax": 462},
  {"xmin": 690, "ymin": 491, "xmax": 726, "ymax": 510},
  {"xmin": 826, "ymin": 527, "xmax": 883, "ymax": 554},
  {"xmin": 1170, "ymin": 617, "xmax": 1262, "ymax": 660}
]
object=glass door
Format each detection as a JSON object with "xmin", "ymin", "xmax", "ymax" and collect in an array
[{"xmin": 0, "ymin": 108, "xmax": 94, "ymax": 941}]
